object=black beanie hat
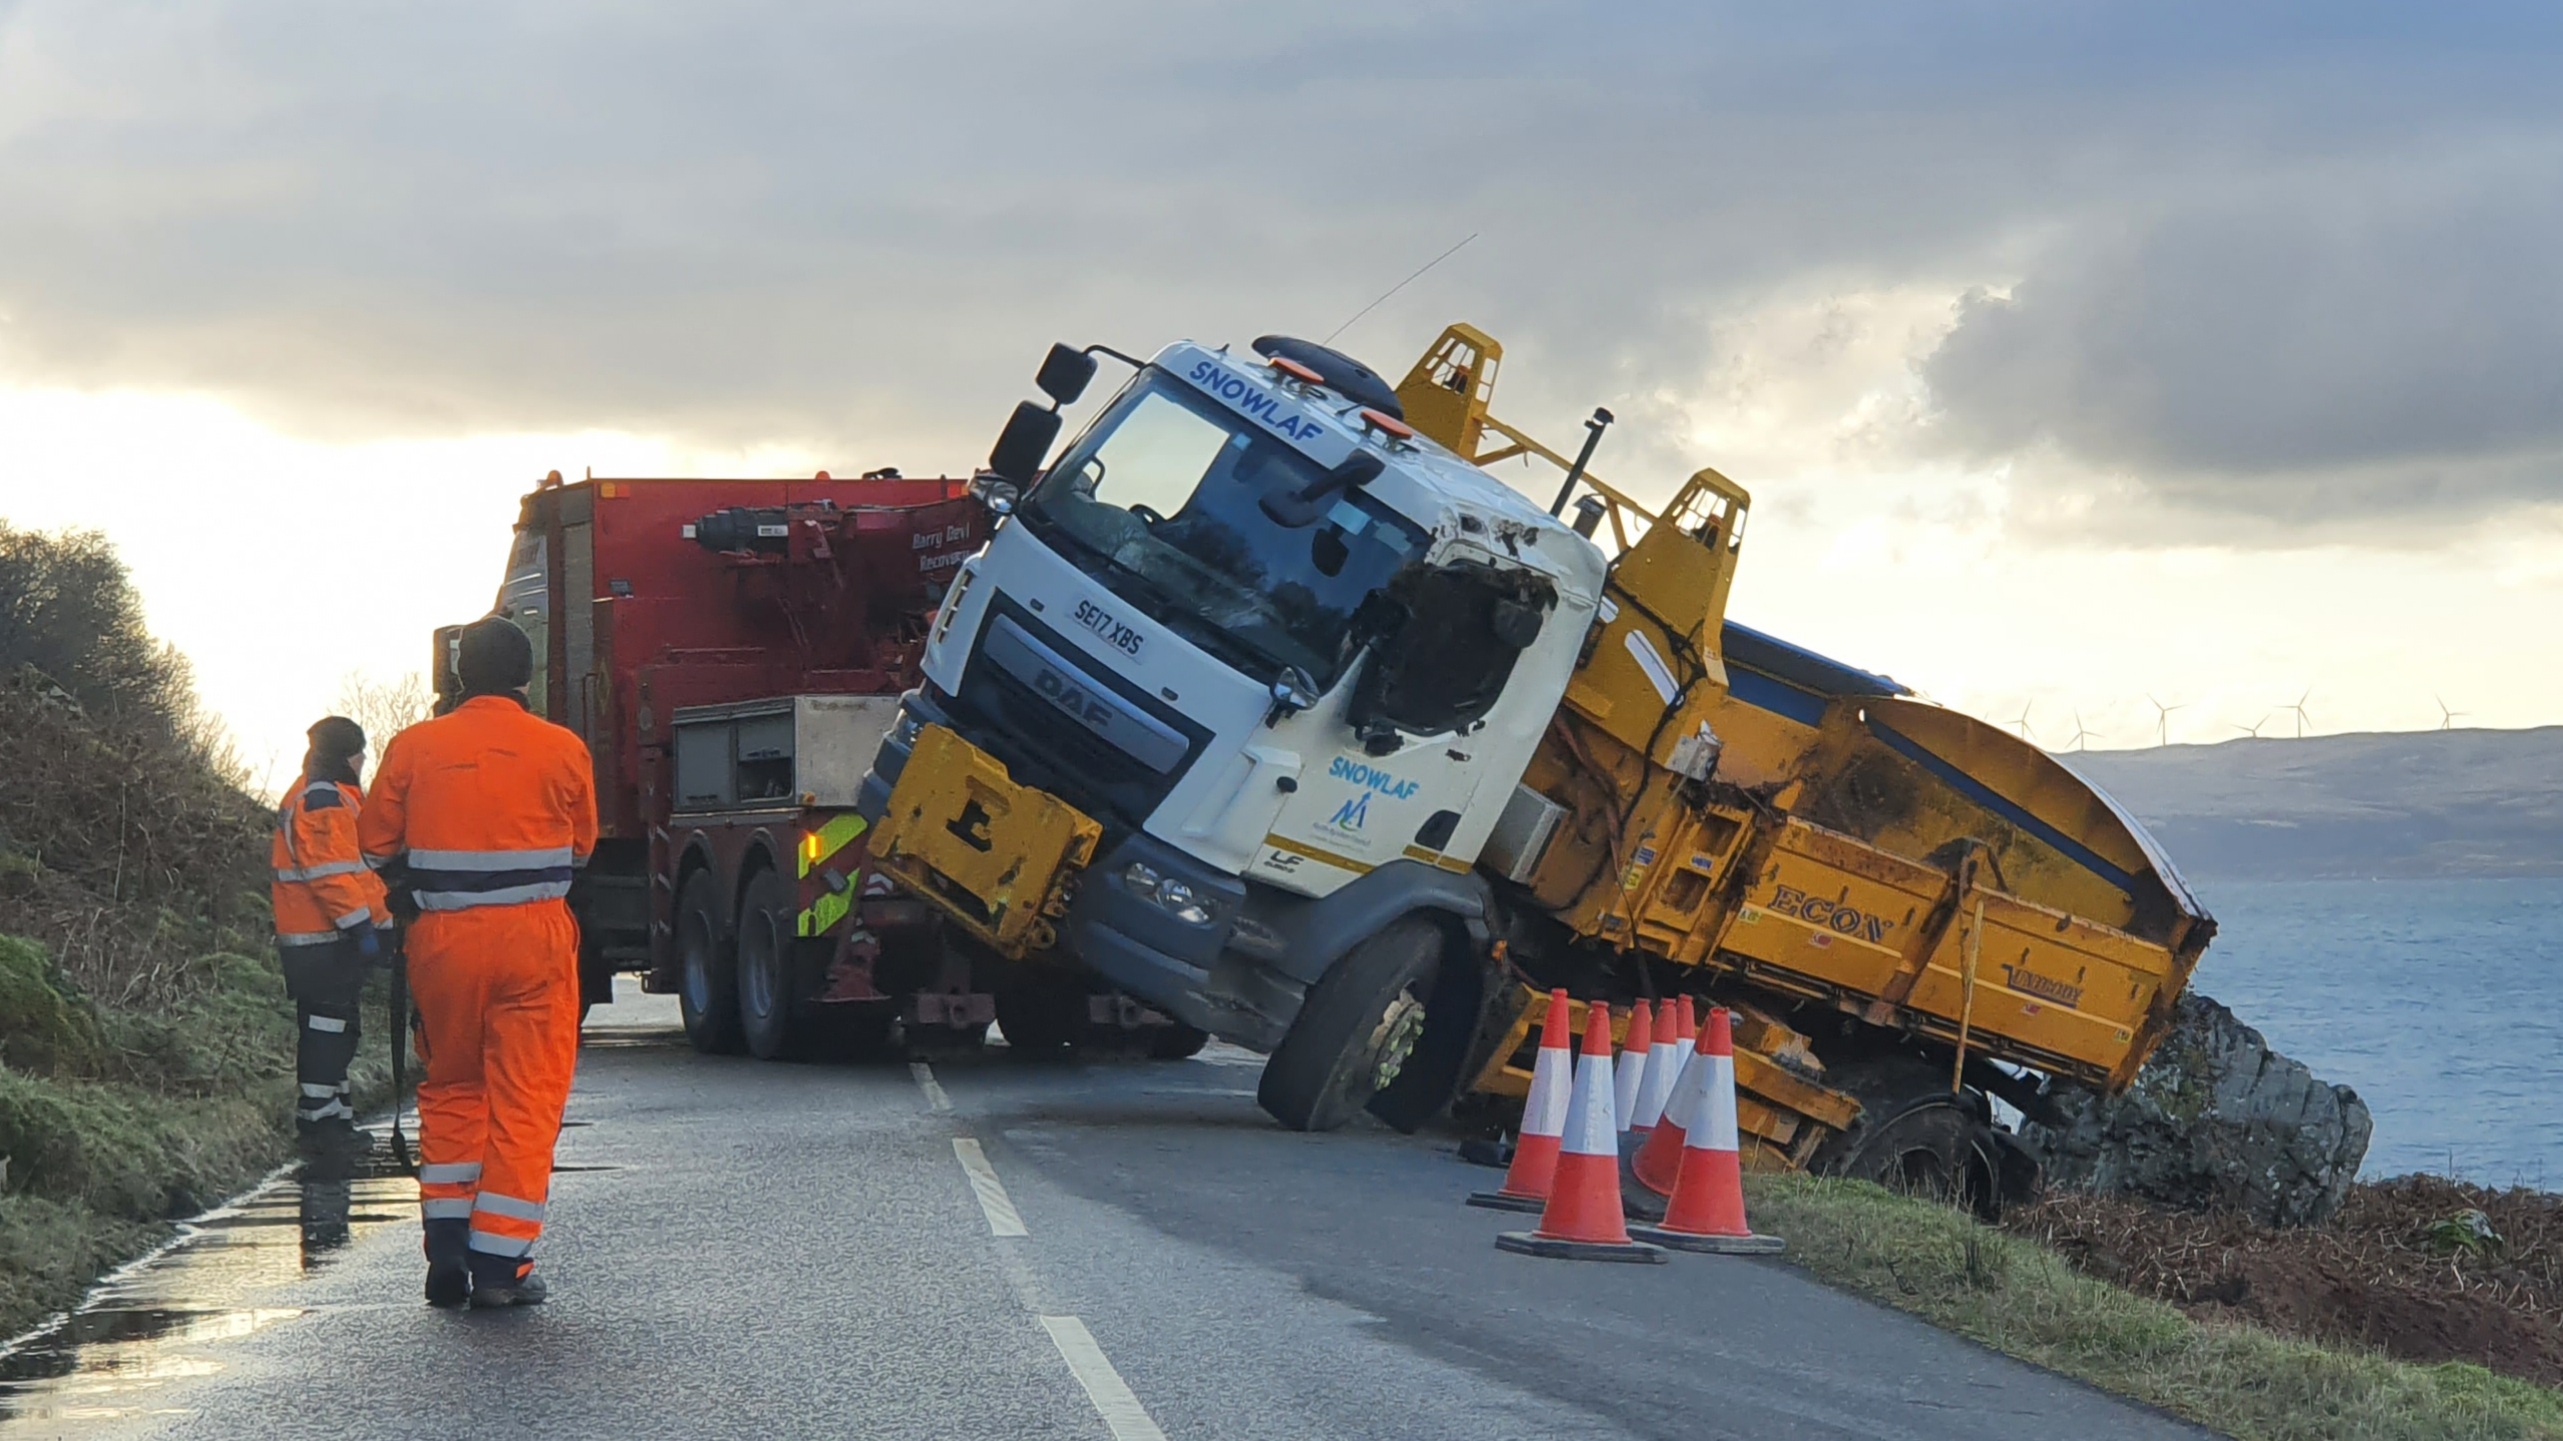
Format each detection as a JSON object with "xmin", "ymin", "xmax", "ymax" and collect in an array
[
  {"xmin": 456, "ymin": 615, "xmax": 536, "ymax": 696},
  {"xmin": 307, "ymin": 715, "xmax": 367, "ymax": 763}
]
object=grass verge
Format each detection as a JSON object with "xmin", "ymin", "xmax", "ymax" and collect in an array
[
  {"xmin": 1746, "ymin": 1172, "xmax": 2563, "ymax": 1441},
  {"xmin": 0, "ymin": 935, "xmax": 392, "ymax": 1342}
]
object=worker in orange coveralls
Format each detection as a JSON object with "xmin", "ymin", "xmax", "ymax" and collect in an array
[
  {"xmin": 271, "ymin": 715, "xmax": 393, "ymax": 1163},
  {"xmin": 359, "ymin": 616, "xmax": 596, "ymax": 1309}
]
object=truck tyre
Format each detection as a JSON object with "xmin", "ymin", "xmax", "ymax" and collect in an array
[
  {"xmin": 1810, "ymin": 1051, "xmax": 2012, "ymax": 1219},
  {"xmin": 1257, "ymin": 917, "xmax": 1440, "ymax": 1132},
  {"xmin": 676, "ymin": 869, "xmax": 742, "ymax": 1054},
  {"xmin": 1146, "ymin": 1023, "xmax": 1211, "ymax": 1061},
  {"xmin": 735, "ymin": 867, "xmax": 805, "ymax": 1061}
]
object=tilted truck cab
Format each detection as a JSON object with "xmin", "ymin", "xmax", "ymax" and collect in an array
[{"xmin": 859, "ymin": 335, "xmax": 1602, "ymax": 1125}]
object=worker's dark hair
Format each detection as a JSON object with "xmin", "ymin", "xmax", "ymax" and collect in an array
[
  {"xmin": 456, "ymin": 615, "xmax": 536, "ymax": 699},
  {"xmin": 304, "ymin": 715, "xmax": 367, "ymax": 785}
]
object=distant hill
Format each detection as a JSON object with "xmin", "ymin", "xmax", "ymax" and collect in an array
[{"xmin": 2060, "ymin": 727, "xmax": 2563, "ymax": 881}]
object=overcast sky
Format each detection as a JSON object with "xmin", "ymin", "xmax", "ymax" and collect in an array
[{"xmin": 3, "ymin": 1, "xmax": 2558, "ymax": 786}]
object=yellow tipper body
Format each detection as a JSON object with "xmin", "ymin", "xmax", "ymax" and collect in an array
[{"xmin": 1397, "ymin": 326, "xmax": 2214, "ymax": 1164}]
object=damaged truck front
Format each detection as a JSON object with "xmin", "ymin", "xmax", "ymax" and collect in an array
[{"xmin": 858, "ymin": 325, "xmax": 2215, "ymax": 1207}]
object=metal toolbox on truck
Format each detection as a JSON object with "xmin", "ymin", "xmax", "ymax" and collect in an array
[{"xmin": 670, "ymin": 695, "xmax": 903, "ymax": 812}]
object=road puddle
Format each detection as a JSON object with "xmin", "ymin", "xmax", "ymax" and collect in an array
[{"xmin": 0, "ymin": 1142, "xmax": 418, "ymax": 1428}]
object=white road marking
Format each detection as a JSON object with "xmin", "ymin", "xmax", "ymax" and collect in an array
[
  {"xmin": 1039, "ymin": 1315, "xmax": 1169, "ymax": 1441},
  {"xmin": 952, "ymin": 1138, "xmax": 1027, "ymax": 1237},
  {"xmin": 911, "ymin": 1061, "xmax": 954, "ymax": 1113}
]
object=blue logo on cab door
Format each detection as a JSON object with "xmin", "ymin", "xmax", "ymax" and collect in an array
[{"xmin": 1327, "ymin": 756, "xmax": 1419, "ymax": 800}]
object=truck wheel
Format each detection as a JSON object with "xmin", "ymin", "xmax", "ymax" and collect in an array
[
  {"xmin": 735, "ymin": 867, "xmax": 805, "ymax": 1061},
  {"xmin": 676, "ymin": 870, "xmax": 742, "ymax": 1055},
  {"xmin": 1257, "ymin": 918, "xmax": 1440, "ymax": 1132},
  {"xmin": 1146, "ymin": 1023, "xmax": 1211, "ymax": 1061},
  {"xmin": 1811, "ymin": 1052, "xmax": 2009, "ymax": 1218}
]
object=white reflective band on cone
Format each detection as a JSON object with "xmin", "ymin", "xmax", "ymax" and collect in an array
[{"xmin": 1699, "ymin": 1055, "xmax": 1740, "ymax": 1151}]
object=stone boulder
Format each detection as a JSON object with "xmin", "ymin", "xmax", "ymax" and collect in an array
[{"xmin": 2024, "ymin": 991, "xmax": 2371, "ymax": 1227}]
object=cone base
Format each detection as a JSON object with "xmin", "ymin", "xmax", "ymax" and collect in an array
[
  {"xmin": 1496, "ymin": 1231, "xmax": 1667, "ymax": 1264},
  {"xmin": 1629, "ymin": 1223, "xmax": 1785, "ymax": 1255},
  {"xmin": 1616, "ymin": 1156, "xmax": 1670, "ymax": 1222},
  {"xmin": 1465, "ymin": 1190, "xmax": 1547, "ymax": 1214}
]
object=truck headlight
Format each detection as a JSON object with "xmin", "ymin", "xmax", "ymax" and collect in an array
[{"xmin": 1122, "ymin": 861, "xmax": 1215, "ymax": 925}]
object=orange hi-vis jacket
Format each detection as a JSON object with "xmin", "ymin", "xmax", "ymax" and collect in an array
[
  {"xmin": 356, "ymin": 696, "xmax": 599, "ymax": 912},
  {"xmin": 357, "ymin": 695, "xmax": 597, "ymax": 1273},
  {"xmin": 271, "ymin": 776, "xmax": 391, "ymax": 946}
]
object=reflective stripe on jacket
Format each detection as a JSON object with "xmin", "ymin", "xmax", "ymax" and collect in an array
[
  {"xmin": 357, "ymin": 696, "xmax": 598, "ymax": 914},
  {"xmin": 271, "ymin": 778, "xmax": 391, "ymax": 944}
]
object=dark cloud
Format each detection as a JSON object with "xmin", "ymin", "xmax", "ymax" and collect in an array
[
  {"xmin": 5, "ymin": 0, "xmax": 2563, "ymax": 526},
  {"xmin": 1925, "ymin": 153, "xmax": 2563, "ymax": 530}
]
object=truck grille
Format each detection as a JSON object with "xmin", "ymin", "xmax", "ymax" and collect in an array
[{"xmin": 949, "ymin": 597, "xmax": 1207, "ymax": 829}]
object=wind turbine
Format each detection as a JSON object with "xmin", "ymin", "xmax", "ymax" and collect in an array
[
  {"xmin": 2147, "ymin": 694, "xmax": 2185, "ymax": 748},
  {"xmin": 2068, "ymin": 711, "xmax": 2098, "ymax": 752},
  {"xmin": 2282, "ymin": 688, "xmax": 2312, "ymax": 739},
  {"xmin": 2234, "ymin": 714, "xmax": 2271, "ymax": 739},
  {"xmin": 2435, "ymin": 694, "xmax": 2468, "ymax": 731},
  {"xmin": 2011, "ymin": 703, "xmax": 2036, "ymax": 744}
]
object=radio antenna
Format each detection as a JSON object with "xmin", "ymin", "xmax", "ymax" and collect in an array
[{"xmin": 1324, "ymin": 232, "xmax": 1478, "ymax": 345}]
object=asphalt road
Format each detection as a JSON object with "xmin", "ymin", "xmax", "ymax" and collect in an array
[{"xmin": 0, "ymin": 986, "xmax": 2208, "ymax": 1440}]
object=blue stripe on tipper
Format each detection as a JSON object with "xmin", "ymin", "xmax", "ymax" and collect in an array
[
  {"xmin": 1725, "ymin": 666, "xmax": 1832, "ymax": 727},
  {"xmin": 1860, "ymin": 716, "xmax": 2142, "ymax": 897}
]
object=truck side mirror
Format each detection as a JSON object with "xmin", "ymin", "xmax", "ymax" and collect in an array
[
  {"xmin": 1036, "ymin": 344, "xmax": 1097, "ymax": 406},
  {"xmin": 987, "ymin": 401, "xmax": 1062, "ymax": 486}
]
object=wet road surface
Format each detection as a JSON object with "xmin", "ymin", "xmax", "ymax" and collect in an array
[{"xmin": 0, "ymin": 985, "xmax": 2208, "ymax": 1439}]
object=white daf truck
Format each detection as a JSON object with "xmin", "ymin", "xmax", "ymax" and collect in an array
[{"xmin": 858, "ymin": 327, "xmax": 2209, "ymax": 1181}]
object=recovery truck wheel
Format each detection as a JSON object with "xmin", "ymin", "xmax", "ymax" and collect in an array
[
  {"xmin": 1810, "ymin": 1051, "xmax": 2026, "ymax": 1220},
  {"xmin": 1145, "ymin": 1023, "xmax": 1211, "ymax": 1061},
  {"xmin": 1257, "ymin": 918, "xmax": 1440, "ymax": 1132},
  {"xmin": 676, "ymin": 869, "xmax": 743, "ymax": 1055},
  {"xmin": 735, "ymin": 867, "xmax": 808, "ymax": 1061}
]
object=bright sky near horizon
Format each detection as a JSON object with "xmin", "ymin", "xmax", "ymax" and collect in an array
[{"xmin": 3, "ymin": 3, "xmax": 2559, "ymax": 791}]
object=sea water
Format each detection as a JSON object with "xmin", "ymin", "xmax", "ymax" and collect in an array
[{"xmin": 2188, "ymin": 877, "xmax": 2563, "ymax": 1185}]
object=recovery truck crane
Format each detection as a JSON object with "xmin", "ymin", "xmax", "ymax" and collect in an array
[{"xmin": 857, "ymin": 326, "xmax": 2214, "ymax": 1207}]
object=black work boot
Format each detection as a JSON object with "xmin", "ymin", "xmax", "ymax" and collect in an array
[
  {"xmin": 467, "ymin": 1253, "xmax": 548, "ymax": 1308},
  {"xmin": 423, "ymin": 1218, "xmax": 471, "ymax": 1308}
]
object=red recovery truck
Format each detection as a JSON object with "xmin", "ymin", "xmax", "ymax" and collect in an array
[{"xmin": 433, "ymin": 468, "xmax": 1204, "ymax": 1060}]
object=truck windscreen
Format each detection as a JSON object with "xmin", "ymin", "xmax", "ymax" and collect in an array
[{"xmin": 1021, "ymin": 372, "xmax": 1427, "ymax": 689}]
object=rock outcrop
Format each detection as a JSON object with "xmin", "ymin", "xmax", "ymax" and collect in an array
[{"xmin": 2025, "ymin": 991, "xmax": 2371, "ymax": 1227}]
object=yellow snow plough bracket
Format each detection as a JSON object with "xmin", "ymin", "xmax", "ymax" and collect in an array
[{"xmin": 867, "ymin": 725, "xmax": 1101, "ymax": 958}]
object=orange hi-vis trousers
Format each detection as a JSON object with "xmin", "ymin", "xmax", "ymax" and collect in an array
[{"xmin": 409, "ymin": 899, "xmax": 581, "ymax": 1273}]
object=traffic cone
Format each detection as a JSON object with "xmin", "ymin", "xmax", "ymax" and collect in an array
[
  {"xmin": 1630, "ymin": 1001, "xmax": 1702, "ymax": 1197},
  {"xmin": 1633, "ymin": 1008, "xmax": 1785, "ymax": 1255},
  {"xmin": 1468, "ymin": 989, "xmax": 1574, "ymax": 1214},
  {"xmin": 1634, "ymin": 996, "xmax": 1694, "ymax": 1133},
  {"xmin": 1496, "ymin": 1006, "xmax": 1666, "ymax": 1263},
  {"xmin": 1613, "ymin": 1000, "xmax": 1653, "ymax": 1133}
]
